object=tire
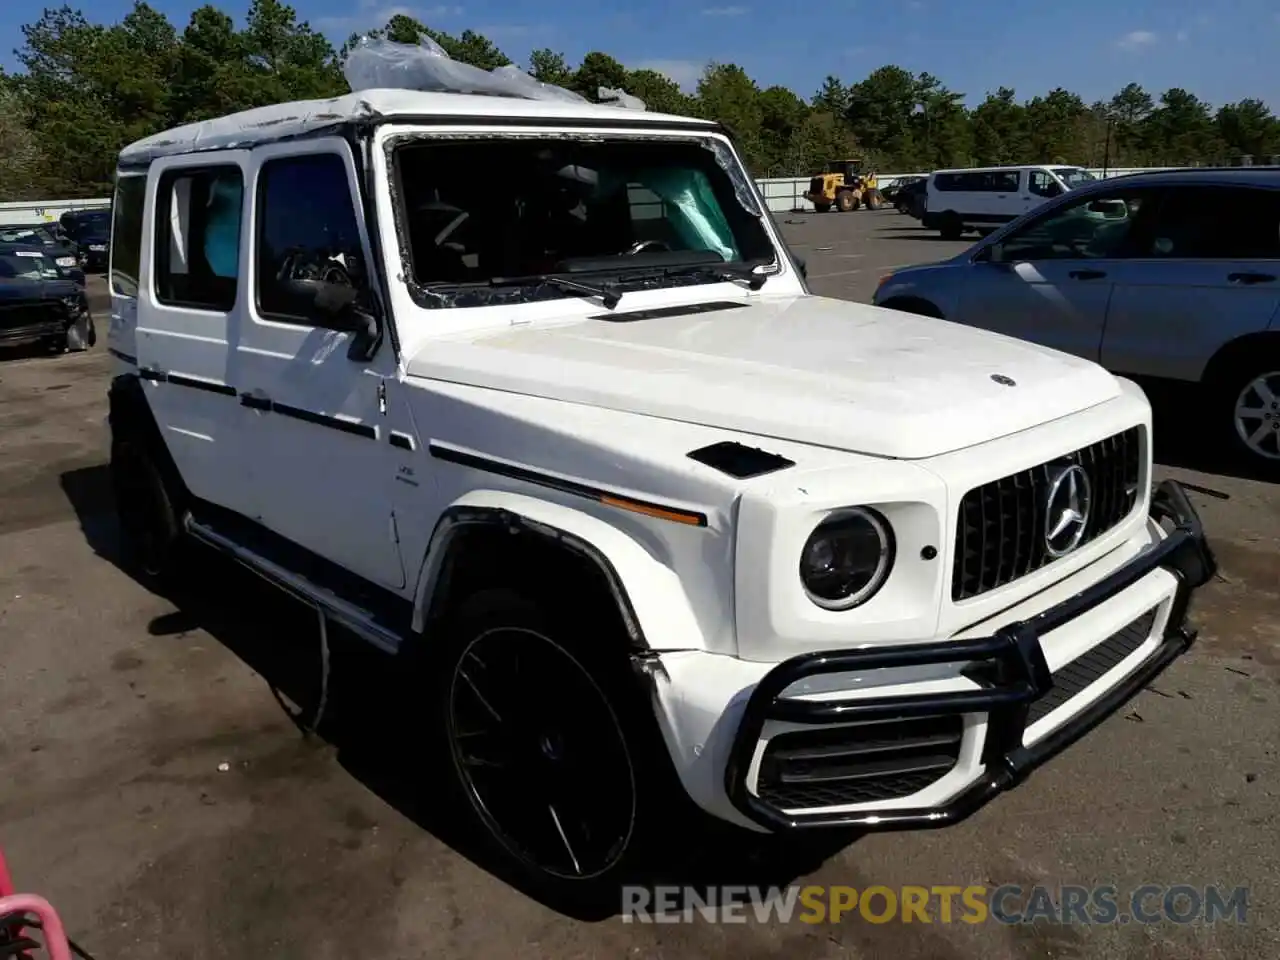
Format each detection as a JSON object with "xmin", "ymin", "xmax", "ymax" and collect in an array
[
  {"xmin": 866, "ymin": 190, "xmax": 884, "ymax": 210},
  {"xmin": 939, "ymin": 212, "xmax": 963, "ymax": 240},
  {"xmin": 423, "ymin": 587, "xmax": 690, "ymax": 909},
  {"xmin": 836, "ymin": 191, "xmax": 857, "ymax": 212},
  {"xmin": 110, "ymin": 435, "xmax": 185, "ymax": 582},
  {"xmin": 65, "ymin": 313, "xmax": 94, "ymax": 352},
  {"xmin": 1218, "ymin": 360, "xmax": 1280, "ymax": 474}
]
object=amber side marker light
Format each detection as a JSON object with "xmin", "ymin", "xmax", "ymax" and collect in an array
[{"xmin": 599, "ymin": 494, "xmax": 707, "ymax": 527}]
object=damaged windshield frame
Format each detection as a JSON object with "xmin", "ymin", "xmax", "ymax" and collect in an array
[{"xmin": 383, "ymin": 130, "xmax": 780, "ymax": 310}]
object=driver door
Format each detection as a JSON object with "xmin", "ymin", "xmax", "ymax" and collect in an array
[
  {"xmin": 952, "ymin": 185, "xmax": 1161, "ymax": 362},
  {"xmin": 235, "ymin": 137, "xmax": 410, "ymax": 590}
]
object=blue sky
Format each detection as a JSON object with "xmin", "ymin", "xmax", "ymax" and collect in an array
[{"xmin": 3, "ymin": 0, "xmax": 1279, "ymax": 109}]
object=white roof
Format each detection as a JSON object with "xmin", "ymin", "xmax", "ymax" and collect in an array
[{"xmin": 118, "ymin": 88, "xmax": 712, "ymax": 166}]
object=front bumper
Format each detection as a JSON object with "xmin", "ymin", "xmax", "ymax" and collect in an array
[{"xmin": 722, "ymin": 479, "xmax": 1215, "ymax": 831}]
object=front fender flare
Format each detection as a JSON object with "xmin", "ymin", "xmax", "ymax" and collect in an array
[{"xmin": 410, "ymin": 490, "xmax": 709, "ymax": 653}]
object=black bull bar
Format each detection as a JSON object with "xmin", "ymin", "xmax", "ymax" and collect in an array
[{"xmin": 724, "ymin": 479, "xmax": 1217, "ymax": 831}]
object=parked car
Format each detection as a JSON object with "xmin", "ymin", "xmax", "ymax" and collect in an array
[
  {"xmin": 59, "ymin": 209, "xmax": 111, "ymax": 272},
  {"xmin": 0, "ymin": 223, "xmax": 86, "ymax": 285},
  {"xmin": 895, "ymin": 177, "xmax": 928, "ymax": 219},
  {"xmin": 875, "ymin": 167, "xmax": 1280, "ymax": 473},
  {"xmin": 105, "ymin": 82, "xmax": 1214, "ymax": 902},
  {"xmin": 0, "ymin": 243, "xmax": 96, "ymax": 353},
  {"xmin": 924, "ymin": 165, "xmax": 1098, "ymax": 239},
  {"xmin": 881, "ymin": 175, "xmax": 925, "ymax": 206}
]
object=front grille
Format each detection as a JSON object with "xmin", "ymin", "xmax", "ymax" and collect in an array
[
  {"xmin": 952, "ymin": 427, "xmax": 1142, "ymax": 602},
  {"xmin": 756, "ymin": 714, "xmax": 964, "ymax": 809},
  {"xmin": 1025, "ymin": 607, "xmax": 1159, "ymax": 728}
]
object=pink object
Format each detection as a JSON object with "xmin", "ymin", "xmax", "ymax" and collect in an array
[
  {"xmin": 0, "ymin": 846, "xmax": 13, "ymax": 897},
  {"xmin": 0, "ymin": 847, "xmax": 75, "ymax": 960}
]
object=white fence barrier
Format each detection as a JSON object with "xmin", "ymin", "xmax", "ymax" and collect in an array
[
  {"xmin": 756, "ymin": 167, "xmax": 1178, "ymax": 213},
  {"xmin": 0, "ymin": 166, "xmax": 1190, "ymax": 224},
  {"xmin": 0, "ymin": 197, "xmax": 110, "ymax": 225}
]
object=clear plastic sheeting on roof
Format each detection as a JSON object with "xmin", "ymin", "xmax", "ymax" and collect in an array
[
  {"xmin": 596, "ymin": 87, "xmax": 647, "ymax": 111},
  {"xmin": 342, "ymin": 36, "xmax": 590, "ymax": 103}
]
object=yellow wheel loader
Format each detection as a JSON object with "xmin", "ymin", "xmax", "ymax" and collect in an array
[{"xmin": 802, "ymin": 158, "xmax": 885, "ymax": 213}]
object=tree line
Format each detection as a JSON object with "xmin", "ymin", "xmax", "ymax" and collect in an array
[{"xmin": 3, "ymin": 1, "xmax": 1279, "ymax": 201}]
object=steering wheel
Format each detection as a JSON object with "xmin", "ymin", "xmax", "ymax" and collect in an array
[
  {"xmin": 623, "ymin": 239, "xmax": 670, "ymax": 256},
  {"xmin": 319, "ymin": 259, "xmax": 353, "ymax": 286}
]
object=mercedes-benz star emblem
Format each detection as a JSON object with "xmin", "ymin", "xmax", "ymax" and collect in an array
[
  {"xmin": 1044, "ymin": 464, "xmax": 1092, "ymax": 558},
  {"xmin": 991, "ymin": 374, "xmax": 1017, "ymax": 387}
]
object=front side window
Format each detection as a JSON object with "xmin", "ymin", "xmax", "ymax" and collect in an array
[
  {"xmin": 1053, "ymin": 168, "xmax": 1098, "ymax": 189},
  {"xmin": 1029, "ymin": 171, "xmax": 1061, "ymax": 198},
  {"xmin": 255, "ymin": 152, "xmax": 368, "ymax": 325},
  {"xmin": 154, "ymin": 165, "xmax": 243, "ymax": 312},
  {"xmin": 111, "ymin": 174, "xmax": 147, "ymax": 297},
  {"xmin": 996, "ymin": 189, "xmax": 1155, "ymax": 261},
  {"xmin": 391, "ymin": 135, "xmax": 776, "ymax": 309}
]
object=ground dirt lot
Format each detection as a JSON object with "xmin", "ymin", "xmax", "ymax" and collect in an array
[{"xmin": 2, "ymin": 211, "xmax": 1278, "ymax": 959}]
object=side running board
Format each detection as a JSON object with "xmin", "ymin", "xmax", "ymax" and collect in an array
[{"xmin": 183, "ymin": 514, "xmax": 403, "ymax": 655}]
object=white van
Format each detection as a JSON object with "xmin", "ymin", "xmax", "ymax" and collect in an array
[{"xmin": 923, "ymin": 165, "xmax": 1097, "ymax": 239}]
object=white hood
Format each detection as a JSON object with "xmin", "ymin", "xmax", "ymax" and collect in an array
[{"xmin": 405, "ymin": 295, "xmax": 1122, "ymax": 460}]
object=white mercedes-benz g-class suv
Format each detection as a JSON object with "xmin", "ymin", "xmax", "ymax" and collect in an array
[{"xmin": 104, "ymin": 85, "xmax": 1216, "ymax": 900}]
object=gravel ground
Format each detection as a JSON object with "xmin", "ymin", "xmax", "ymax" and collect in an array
[{"xmin": 1, "ymin": 220, "xmax": 1276, "ymax": 959}]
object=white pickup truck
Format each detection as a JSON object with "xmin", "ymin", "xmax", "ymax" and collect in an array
[{"xmin": 104, "ymin": 83, "xmax": 1215, "ymax": 903}]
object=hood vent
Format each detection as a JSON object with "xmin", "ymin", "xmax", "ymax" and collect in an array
[
  {"xmin": 588, "ymin": 300, "xmax": 748, "ymax": 322},
  {"xmin": 687, "ymin": 440, "xmax": 795, "ymax": 479}
]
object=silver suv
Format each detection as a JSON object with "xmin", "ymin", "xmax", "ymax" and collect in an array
[{"xmin": 874, "ymin": 168, "xmax": 1280, "ymax": 474}]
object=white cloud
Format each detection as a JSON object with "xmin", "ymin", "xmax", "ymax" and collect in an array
[
  {"xmin": 1116, "ymin": 29, "xmax": 1157, "ymax": 51},
  {"xmin": 632, "ymin": 59, "xmax": 705, "ymax": 92},
  {"xmin": 701, "ymin": 5, "xmax": 748, "ymax": 14},
  {"xmin": 317, "ymin": 5, "xmax": 463, "ymax": 34}
]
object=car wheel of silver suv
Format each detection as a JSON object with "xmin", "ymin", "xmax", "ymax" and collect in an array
[{"xmin": 1225, "ymin": 362, "xmax": 1280, "ymax": 472}]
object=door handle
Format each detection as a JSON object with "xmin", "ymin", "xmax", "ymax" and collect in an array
[
  {"xmin": 1068, "ymin": 269, "xmax": 1107, "ymax": 280},
  {"xmin": 1227, "ymin": 272, "xmax": 1276, "ymax": 285}
]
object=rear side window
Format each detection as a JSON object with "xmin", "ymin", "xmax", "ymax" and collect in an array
[
  {"xmin": 934, "ymin": 171, "xmax": 1020, "ymax": 192},
  {"xmin": 154, "ymin": 165, "xmax": 243, "ymax": 312},
  {"xmin": 110, "ymin": 175, "xmax": 146, "ymax": 297},
  {"xmin": 1145, "ymin": 187, "xmax": 1280, "ymax": 259}
]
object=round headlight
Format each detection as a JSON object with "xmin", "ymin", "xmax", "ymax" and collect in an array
[{"xmin": 799, "ymin": 507, "xmax": 894, "ymax": 610}]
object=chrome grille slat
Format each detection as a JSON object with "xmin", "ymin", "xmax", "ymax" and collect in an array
[{"xmin": 952, "ymin": 427, "xmax": 1142, "ymax": 602}]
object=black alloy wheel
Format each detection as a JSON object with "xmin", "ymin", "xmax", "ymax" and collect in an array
[{"xmin": 445, "ymin": 619, "xmax": 639, "ymax": 882}]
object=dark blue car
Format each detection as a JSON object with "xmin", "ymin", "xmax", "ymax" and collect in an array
[
  {"xmin": 0, "ymin": 243, "xmax": 96, "ymax": 353},
  {"xmin": 0, "ymin": 223, "xmax": 86, "ymax": 285},
  {"xmin": 59, "ymin": 208, "xmax": 112, "ymax": 272}
]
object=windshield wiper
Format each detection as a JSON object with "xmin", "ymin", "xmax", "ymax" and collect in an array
[
  {"xmin": 488, "ymin": 273, "xmax": 622, "ymax": 309},
  {"xmin": 641, "ymin": 258, "xmax": 773, "ymax": 291}
]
